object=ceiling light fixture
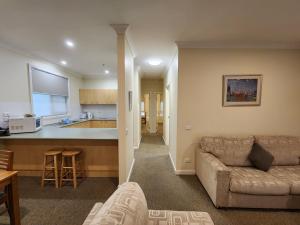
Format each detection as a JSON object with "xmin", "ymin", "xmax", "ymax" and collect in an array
[
  {"xmin": 148, "ymin": 59, "xmax": 162, "ymax": 66},
  {"xmin": 65, "ymin": 39, "xmax": 75, "ymax": 48},
  {"xmin": 104, "ymin": 70, "xmax": 110, "ymax": 74},
  {"xmin": 61, "ymin": 60, "xmax": 67, "ymax": 65}
]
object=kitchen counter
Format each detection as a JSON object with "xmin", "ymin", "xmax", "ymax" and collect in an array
[
  {"xmin": 0, "ymin": 126, "xmax": 118, "ymax": 140},
  {"xmin": 0, "ymin": 120, "xmax": 119, "ymax": 177}
]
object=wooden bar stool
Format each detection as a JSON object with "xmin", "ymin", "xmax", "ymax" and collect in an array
[
  {"xmin": 41, "ymin": 150, "xmax": 62, "ymax": 188},
  {"xmin": 60, "ymin": 150, "xmax": 81, "ymax": 188}
]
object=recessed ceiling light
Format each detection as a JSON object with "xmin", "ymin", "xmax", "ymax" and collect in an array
[
  {"xmin": 104, "ymin": 70, "xmax": 110, "ymax": 74},
  {"xmin": 65, "ymin": 39, "xmax": 75, "ymax": 48},
  {"xmin": 148, "ymin": 59, "xmax": 162, "ymax": 66},
  {"xmin": 61, "ymin": 60, "xmax": 67, "ymax": 65}
]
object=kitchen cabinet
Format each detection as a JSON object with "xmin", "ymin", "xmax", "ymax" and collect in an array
[
  {"xmin": 63, "ymin": 120, "xmax": 117, "ymax": 128},
  {"xmin": 79, "ymin": 89, "xmax": 117, "ymax": 104},
  {"xmin": 63, "ymin": 122, "xmax": 90, "ymax": 128},
  {"xmin": 89, "ymin": 120, "xmax": 116, "ymax": 128}
]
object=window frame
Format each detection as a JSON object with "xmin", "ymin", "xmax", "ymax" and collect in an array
[{"xmin": 28, "ymin": 64, "xmax": 71, "ymax": 118}]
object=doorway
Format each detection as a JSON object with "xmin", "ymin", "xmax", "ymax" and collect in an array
[{"xmin": 140, "ymin": 78, "xmax": 164, "ymax": 137}]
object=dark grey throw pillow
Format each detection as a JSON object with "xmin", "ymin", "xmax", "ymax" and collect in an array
[{"xmin": 248, "ymin": 143, "xmax": 274, "ymax": 171}]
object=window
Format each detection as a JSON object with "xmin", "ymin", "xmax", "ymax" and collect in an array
[
  {"xmin": 30, "ymin": 66, "xmax": 69, "ymax": 117},
  {"xmin": 32, "ymin": 94, "xmax": 68, "ymax": 117}
]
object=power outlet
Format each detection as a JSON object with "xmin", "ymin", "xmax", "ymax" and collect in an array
[{"xmin": 184, "ymin": 157, "xmax": 192, "ymax": 163}]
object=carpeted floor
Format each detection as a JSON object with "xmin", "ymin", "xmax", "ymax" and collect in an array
[
  {"xmin": 130, "ymin": 135, "xmax": 300, "ymax": 225},
  {"xmin": 0, "ymin": 177, "xmax": 117, "ymax": 225},
  {"xmin": 0, "ymin": 135, "xmax": 299, "ymax": 225}
]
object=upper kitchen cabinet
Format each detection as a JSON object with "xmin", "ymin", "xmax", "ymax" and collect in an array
[{"xmin": 79, "ymin": 89, "xmax": 117, "ymax": 104}]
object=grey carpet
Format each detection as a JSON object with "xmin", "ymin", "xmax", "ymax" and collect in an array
[
  {"xmin": 0, "ymin": 177, "xmax": 117, "ymax": 225},
  {"xmin": 130, "ymin": 135, "xmax": 300, "ymax": 225}
]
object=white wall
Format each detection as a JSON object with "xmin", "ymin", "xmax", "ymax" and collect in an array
[
  {"xmin": 164, "ymin": 52, "xmax": 178, "ymax": 170},
  {"xmin": 82, "ymin": 78, "xmax": 117, "ymax": 89},
  {"xmin": 81, "ymin": 105, "xmax": 117, "ymax": 119},
  {"xmin": 176, "ymin": 48, "xmax": 300, "ymax": 172},
  {"xmin": 0, "ymin": 45, "xmax": 83, "ymax": 125}
]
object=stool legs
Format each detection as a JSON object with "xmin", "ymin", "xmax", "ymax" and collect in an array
[
  {"xmin": 41, "ymin": 154, "xmax": 47, "ymax": 187},
  {"xmin": 61, "ymin": 153, "xmax": 80, "ymax": 189},
  {"xmin": 60, "ymin": 155, "xmax": 65, "ymax": 188},
  {"xmin": 72, "ymin": 155, "xmax": 77, "ymax": 188},
  {"xmin": 54, "ymin": 155, "xmax": 59, "ymax": 188},
  {"xmin": 41, "ymin": 153, "xmax": 61, "ymax": 188}
]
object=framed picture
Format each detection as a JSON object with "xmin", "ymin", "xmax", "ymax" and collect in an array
[
  {"xmin": 128, "ymin": 91, "xmax": 132, "ymax": 111},
  {"xmin": 223, "ymin": 75, "xmax": 262, "ymax": 106}
]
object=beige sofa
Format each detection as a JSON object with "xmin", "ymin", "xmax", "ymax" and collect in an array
[
  {"xmin": 83, "ymin": 182, "xmax": 214, "ymax": 225},
  {"xmin": 196, "ymin": 135, "xmax": 300, "ymax": 209}
]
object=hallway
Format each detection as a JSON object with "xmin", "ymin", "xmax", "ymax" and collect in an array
[{"xmin": 129, "ymin": 135, "xmax": 300, "ymax": 225}]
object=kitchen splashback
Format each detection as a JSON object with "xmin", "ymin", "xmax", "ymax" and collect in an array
[{"xmin": 82, "ymin": 104, "xmax": 117, "ymax": 119}]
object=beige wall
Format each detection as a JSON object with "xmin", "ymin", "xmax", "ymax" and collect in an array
[
  {"xmin": 133, "ymin": 67, "xmax": 141, "ymax": 148},
  {"xmin": 164, "ymin": 52, "xmax": 178, "ymax": 169},
  {"xmin": 176, "ymin": 48, "xmax": 300, "ymax": 171},
  {"xmin": 141, "ymin": 78, "xmax": 164, "ymax": 96},
  {"xmin": 0, "ymin": 45, "xmax": 83, "ymax": 125}
]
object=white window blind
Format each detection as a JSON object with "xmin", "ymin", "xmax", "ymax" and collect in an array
[
  {"xmin": 30, "ymin": 66, "xmax": 69, "ymax": 117},
  {"xmin": 31, "ymin": 67, "xmax": 69, "ymax": 96}
]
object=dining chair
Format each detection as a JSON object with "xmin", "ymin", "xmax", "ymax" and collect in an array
[{"xmin": 0, "ymin": 150, "xmax": 14, "ymax": 216}]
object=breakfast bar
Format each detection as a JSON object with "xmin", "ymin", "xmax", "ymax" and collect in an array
[{"xmin": 0, "ymin": 122, "xmax": 119, "ymax": 178}]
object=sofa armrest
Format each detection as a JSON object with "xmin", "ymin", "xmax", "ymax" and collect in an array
[
  {"xmin": 196, "ymin": 151, "xmax": 231, "ymax": 208},
  {"xmin": 148, "ymin": 210, "xmax": 214, "ymax": 225}
]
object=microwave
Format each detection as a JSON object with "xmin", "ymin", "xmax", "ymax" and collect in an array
[{"xmin": 9, "ymin": 117, "xmax": 42, "ymax": 134}]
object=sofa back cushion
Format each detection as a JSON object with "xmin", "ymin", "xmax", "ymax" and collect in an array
[
  {"xmin": 89, "ymin": 182, "xmax": 148, "ymax": 225},
  {"xmin": 200, "ymin": 136, "xmax": 254, "ymax": 166},
  {"xmin": 255, "ymin": 136, "xmax": 300, "ymax": 166}
]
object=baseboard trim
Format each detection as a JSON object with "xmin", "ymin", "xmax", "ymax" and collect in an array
[
  {"xmin": 175, "ymin": 170, "xmax": 196, "ymax": 175},
  {"xmin": 126, "ymin": 158, "xmax": 135, "ymax": 182},
  {"xmin": 134, "ymin": 136, "xmax": 142, "ymax": 150},
  {"xmin": 168, "ymin": 152, "xmax": 176, "ymax": 173},
  {"xmin": 162, "ymin": 136, "xmax": 166, "ymax": 145}
]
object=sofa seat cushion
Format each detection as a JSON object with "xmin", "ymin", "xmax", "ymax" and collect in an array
[
  {"xmin": 200, "ymin": 136, "xmax": 254, "ymax": 166},
  {"xmin": 148, "ymin": 210, "xmax": 214, "ymax": 225},
  {"xmin": 88, "ymin": 182, "xmax": 148, "ymax": 225},
  {"xmin": 229, "ymin": 167, "xmax": 290, "ymax": 195},
  {"xmin": 269, "ymin": 166, "xmax": 300, "ymax": 195},
  {"xmin": 255, "ymin": 136, "xmax": 300, "ymax": 166}
]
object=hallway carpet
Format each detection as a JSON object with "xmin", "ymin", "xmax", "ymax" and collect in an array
[{"xmin": 130, "ymin": 135, "xmax": 300, "ymax": 225}]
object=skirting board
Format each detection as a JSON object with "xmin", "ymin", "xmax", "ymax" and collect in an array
[
  {"xmin": 175, "ymin": 170, "xmax": 195, "ymax": 175},
  {"xmin": 169, "ymin": 151, "xmax": 176, "ymax": 172},
  {"xmin": 168, "ymin": 152, "xmax": 195, "ymax": 175},
  {"xmin": 126, "ymin": 158, "xmax": 135, "ymax": 182},
  {"xmin": 134, "ymin": 136, "xmax": 142, "ymax": 150}
]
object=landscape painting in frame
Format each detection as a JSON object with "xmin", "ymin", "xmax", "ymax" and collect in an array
[{"xmin": 223, "ymin": 75, "xmax": 262, "ymax": 106}]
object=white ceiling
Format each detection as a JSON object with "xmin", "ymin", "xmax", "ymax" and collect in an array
[{"xmin": 0, "ymin": 0, "xmax": 300, "ymax": 78}]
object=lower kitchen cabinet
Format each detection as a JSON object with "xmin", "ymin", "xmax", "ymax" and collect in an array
[{"xmin": 63, "ymin": 120, "xmax": 117, "ymax": 128}]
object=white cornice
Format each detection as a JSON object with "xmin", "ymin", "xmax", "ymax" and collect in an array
[
  {"xmin": 110, "ymin": 24, "xmax": 129, "ymax": 35},
  {"xmin": 175, "ymin": 41, "xmax": 300, "ymax": 49}
]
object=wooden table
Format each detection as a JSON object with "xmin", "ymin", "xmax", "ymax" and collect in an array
[{"xmin": 0, "ymin": 170, "xmax": 20, "ymax": 225}]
